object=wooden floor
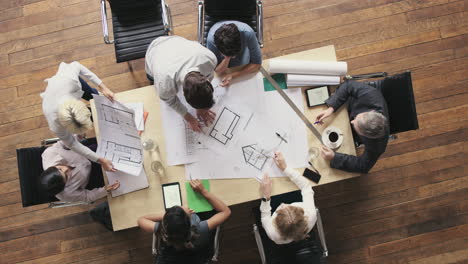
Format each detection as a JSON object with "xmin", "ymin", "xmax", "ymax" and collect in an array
[{"xmin": 0, "ymin": 0, "xmax": 467, "ymax": 263}]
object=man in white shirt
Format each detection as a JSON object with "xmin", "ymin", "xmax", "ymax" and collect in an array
[
  {"xmin": 41, "ymin": 141, "xmax": 120, "ymax": 203},
  {"xmin": 259, "ymin": 152, "xmax": 317, "ymax": 245},
  {"xmin": 145, "ymin": 36, "xmax": 218, "ymax": 132},
  {"xmin": 41, "ymin": 61, "xmax": 116, "ymax": 171}
]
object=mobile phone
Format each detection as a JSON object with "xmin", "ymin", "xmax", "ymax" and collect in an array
[
  {"xmin": 162, "ymin": 183, "xmax": 182, "ymax": 209},
  {"xmin": 303, "ymin": 168, "xmax": 321, "ymax": 184}
]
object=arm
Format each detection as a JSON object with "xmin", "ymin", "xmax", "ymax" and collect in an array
[
  {"xmin": 55, "ymin": 126, "xmax": 100, "ymax": 162},
  {"xmin": 220, "ymin": 63, "xmax": 260, "ymax": 87},
  {"xmin": 325, "ymin": 80, "xmax": 364, "ymax": 111},
  {"xmin": 137, "ymin": 212, "xmax": 165, "ymax": 233},
  {"xmin": 190, "ymin": 180, "xmax": 231, "ymax": 230},
  {"xmin": 157, "ymin": 78, "xmax": 188, "ymax": 116},
  {"xmin": 73, "ymin": 61, "xmax": 103, "ymax": 87},
  {"xmin": 215, "ymin": 56, "xmax": 231, "ymax": 75},
  {"xmin": 59, "ymin": 187, "xmax": 107, "ymax": 203},
  {"xmin": 260, "ymin": 199, "xmax": 284, "ymax": 244},
  {"xmin": 283, "ymin": 168, "xmax": 315, "ymax": 210},
  {"xmin": 331, "ymin": 137, "xmax": 388, "ymax": 173}
]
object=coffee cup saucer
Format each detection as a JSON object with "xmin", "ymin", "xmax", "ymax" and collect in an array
[{"xmin": 321, "ymin": 126, "xmax": 344, "ymax": 150}]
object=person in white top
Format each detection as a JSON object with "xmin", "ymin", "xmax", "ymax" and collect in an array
[
  {"xmin": 145, "ymin": 36, "xmax": 218, "ymax": 132},
  {"xmin": 41, "ymin": 61, "xmax": 116, "ymax": 171},
  {"xmin": 41, "ymin": 141, "xmax": 120, "ymax": 203},
  {"xmin": 259, "ymin": 152, "xmax": 317, "ymax": 245}
]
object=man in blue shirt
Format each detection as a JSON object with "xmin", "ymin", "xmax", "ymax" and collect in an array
[{"xmin": 206, "ymin": 21, "xmax": 262, "ymax": 87}]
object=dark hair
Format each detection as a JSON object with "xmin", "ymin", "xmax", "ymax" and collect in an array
[
  {"xmin": 40, "ymin": 167, "xmax": 66, "ymax": 196},
  {"xmin": 157, "ymin": 206, "xmax": 199, "ymax": 250},
  {"xmin": 214, "ymin": 23, "xmax": 242, "ymax": 57},
  {"xmin": 183, "ymin": 72, "xmax": 214, "ymax": 109}
]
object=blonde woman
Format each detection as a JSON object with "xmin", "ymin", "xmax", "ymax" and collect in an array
[
  {"xmin": 41, "ymin": 61, "xmax": 116, "ymax": 171},
  {"xmin": 259, "ymin": 152, "xmax": 317, "ymax": 244}
]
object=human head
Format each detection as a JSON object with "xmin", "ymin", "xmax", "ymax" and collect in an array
[
  {"xmin": 57, "ymin": 99, "xmax": 93, "ymax": 134},
  {"xmin": 158, "ymin": 206, "xmax": 199, "ymax": 249},
  {"xmin": 40, "ymin": 166, "xmax": 66, "ymax": 196},
  {"xmin": 183, "ymin": 72, "xmax": 214, "ymax": 109},
  {"xmin": 214, "ymin": 23, "xmax": 242, "ymax": 57},
  {"xmin": 351, "ymin": 111, "xmax": 388, "ymax": 139},
  {"xmin": 273, "ymin": 204, "xmax": 309, "ymax": 242}
]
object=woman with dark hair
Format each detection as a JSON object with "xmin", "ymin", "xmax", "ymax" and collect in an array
[{"xmin": 137, "ymin": 180, "xmax": 231, "ymax": 252}]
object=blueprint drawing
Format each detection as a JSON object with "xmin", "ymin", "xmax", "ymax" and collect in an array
[{"xmin": 209, "ymin": 107, "xmax": 240, "ymax": 145}]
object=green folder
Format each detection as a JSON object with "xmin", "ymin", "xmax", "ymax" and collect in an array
[
  {"xmin": 263, "ymin": 73, "xmax": 287, "ymax": 92},
  {"xmin": 185, "ymin": 180, "xmax": 213, "ymax": 213}
]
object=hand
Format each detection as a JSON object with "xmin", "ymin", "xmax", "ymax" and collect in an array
[
  {"xmin": 260, "ymin": 173, "xmax": 272, "ymax": 200},
  {"xmin": 220, "ymin": 73, "xmax": 233, "ymax": 87},
  {"xmin": 320, "ymin": 146, "xmax": 335, "ymax": 161},
  {"xmin": 99, "ymin": 84, "xmax": 115, "ymax": 102},
  {"xmin": 184, "ymin": 113, "xmax": 202, "ymax": 132},
  {"xmin": 315, "ymin": 106, "xmax": 334, "ymax": 125},
  {"xmin": 105, "ymin": 181, "xmax": 120, "ymax": 192},
  {"xmin": 99, "ymin": 158, "xmax": 117, "ymax": 172},
  {"xmin": 273, "ymin": 151, "xmax": 287, "ymax": 171},
  {"xmin": 190, "ymin": 179, "xmax": 208, "ymax": 195},
  {"xmin": 196, "ymin": 109, "xmax": 216, "ymax": 126}
]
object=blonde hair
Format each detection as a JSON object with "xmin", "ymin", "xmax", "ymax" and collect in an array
[
  {"xmin": 274, "ymin": 205, "xmax": 309, "ymax": 242},
  {"xmin": 58, "ymin": 99, "xmax": 92, "ymax": 134}
]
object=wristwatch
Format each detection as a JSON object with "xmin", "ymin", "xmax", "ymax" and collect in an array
[{"xmin": 261, "ymin": 198, "xmax": 270, "ymax": 202}]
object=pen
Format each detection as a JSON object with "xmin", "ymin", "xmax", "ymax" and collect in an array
[
  {"xmin": 313, "ymin": 121, "xmax": 321, "ymax": 125},
  {"xmin": 275, "ymin": 132, "xmax": 288, "ymax": 143}
]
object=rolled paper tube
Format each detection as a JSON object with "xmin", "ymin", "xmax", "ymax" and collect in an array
[
  {"xmin": 269, "ymin": 59, "xmax": 348, "ymax": 76},
  {"xmin": 287, "ymin": 74, "xmax": 341, "ymax": 86}
]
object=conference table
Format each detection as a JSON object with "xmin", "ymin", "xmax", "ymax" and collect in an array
[{"xmin": 91, "ymin": 45, "xmax": 359, "ymax": 231}]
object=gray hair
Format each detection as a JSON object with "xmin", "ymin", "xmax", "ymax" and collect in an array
[
  {"xmin": 58, "ymin": 99, "xmax": 93, "ymax": 134},
  {"xmin": 357, "ymin": 111, "xmax": 388, "ymax": 139}
]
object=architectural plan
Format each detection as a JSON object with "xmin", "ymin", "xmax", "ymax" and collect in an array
[
  {"xmin": 185, "ymin": 72, "xmax": 308, "ymax": 181},
  {"xmin": 93, "ymin": 95, "xmax": 144, "ymax": 176}
]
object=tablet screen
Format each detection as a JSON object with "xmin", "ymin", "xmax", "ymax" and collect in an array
[{"xmin": 162, "ymin": 184, "xmax": 182, "ymax": 208}]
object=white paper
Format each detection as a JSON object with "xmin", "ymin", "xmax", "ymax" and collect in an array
[
  {"xmin": 107, "ymin": 168, "xmax": 149, "ymax": 197},
  {"xmin": 159, "ymin": 90, "xmax": 205, "ymax": 166},
  {"xmin": 93, "ymin": 95, "xmax": 143, "ymax": 176},
  {"xmin": 125, "ymin": 102, "xmax": 145, "ymax": 131},
  {"xmin": 287, "ymin": 74, "xmax": 340, "ymax": 86},
  {"xmin": 185, "ymin": 73, "xmax": 309, "ymax": 181},
  {"xmin": 269, "ymin": 59, "xmax": 347, "ymax": 76}
]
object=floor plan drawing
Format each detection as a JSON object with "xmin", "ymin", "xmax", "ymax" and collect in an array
[
  {"xmin": 242, "ymin": 144, "xmax": 270, "ymax": 171},
  {"xmin": 102, "ymin": 104, "xmax": 135, "ymax": 127},
  {"xmin": 209, "ymin": 107, "xmax": 240, "ymax": 145},
  {"xmin": 103, "ymin": 141, "xmax": 142, "ymax": 167}
]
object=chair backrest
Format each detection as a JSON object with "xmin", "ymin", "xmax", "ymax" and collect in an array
[
  {"xmin": 365, "ymin": 71, "xmax": 419, "ymax": 135},
  {"xmin": 16, "ymin": 147, "xmax": 58, "ymax": 207},
  {"xmin": 202, "ymin": 0, "xmax": 259, "ymax": 46},
  {"xmin": 108, "ymin": 0, "xmax": 168, "ymax": 63}
]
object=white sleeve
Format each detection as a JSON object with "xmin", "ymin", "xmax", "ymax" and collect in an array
[
  {"xmin": 284, "ymin": 167, "xmax": 315, "ymax": 211},
  {"xmin": 260, "ymin": 200, "xmax": 284, "ymax": 244},
  {"xmin": 157, "ymin": 77, "xmax": 188, "ymax": 116},
  {"xmin": 59, "ymin": 187, "xmax": 107, "ymax": 203},
  {"xmin": 72, "ymin": 61, "xmax": 103, "ymax": 87},
  {"xmin": 54, "ymin": 125, "xmax": 100, "ymax": 162}
]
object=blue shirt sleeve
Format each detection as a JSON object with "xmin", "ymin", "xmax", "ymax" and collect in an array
[
  {"xmin": 206, "ymin": 30, "xmax": 223, "ymax": 66},
  {"xmin": 245, "ymin": 31, "xmax": 262, "ymax": 64}
]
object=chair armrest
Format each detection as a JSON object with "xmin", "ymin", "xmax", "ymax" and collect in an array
[
  {"xmin": 49, "ymin": 201, "xmax": 90, "ymax": 208},
  {"xmin": 100, "ymin": 0, "xmax": 114, "ymax": 44},
  {"xmin": 345, "ymin": 72, "xmax": 387, "ymax": 80},
  {"xmin": 41, "ymin": 137, "xmax": 60, "ymax": 146},
  {"xmin": 315, "ymin": 208, "xmax": 328, "ymax": 257},
  {"xmin": 161, "ymin": 0, "xmax": 172, "ymax": 33},
  {"xmin": 197, "ymin": 1, "xmax": 204, "ymax": 45},
  {"xmin": 257, "ymin": 0, "xmax": 264, "ymax": 48},
  {"xmin": 253, "ymin": 224, "xmax": 267, "ymax": 264}
]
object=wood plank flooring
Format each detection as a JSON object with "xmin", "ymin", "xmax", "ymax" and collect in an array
[{"xmin": 0, "ymin": 0, "xmax": 466, "ymax": 263}]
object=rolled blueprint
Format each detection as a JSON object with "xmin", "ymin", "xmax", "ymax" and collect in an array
[
  {"xmin": 269, "ymin": 59, "xmax": 348, "ymax": 76},
  {"xmin": 287, "ymin": 74, "xmax": 341, "ymax": 87}
]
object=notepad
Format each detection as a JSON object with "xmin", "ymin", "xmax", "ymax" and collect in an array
[
  {"xmin": 185, "ymin": 180, "xmax": 213, "ymax": 213},
  {"xmin": 263, "ymin": 73, "xmax": 287, "ymax": 92}
]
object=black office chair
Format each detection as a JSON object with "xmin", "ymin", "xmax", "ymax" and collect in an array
[
  {"xmin": 252, "ymin": 191, "xmax": 328, "ymax": 264},
  {"xmin": 16, "ymin": 137, "xmax": 102, "ymax": 208},
  {"xmin": 152, "ymin": 210, "xmax": 222, "ymax": 264},
  {"xmin": 197, "ymin": 0, "xmax": 264, "ymax": 47},
  {"xmin": 100, "ymin": 0, "xmax": 172, "ymax": 63},
  {"xmin": 346, "ymin": 71, "xmax": 419, "ymax": 137}
]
